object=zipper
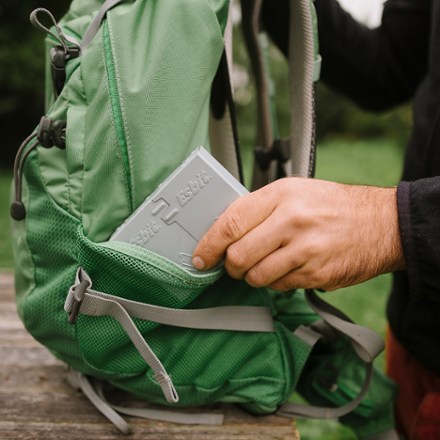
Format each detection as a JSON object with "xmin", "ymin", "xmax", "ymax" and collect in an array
[{"xmin": 102, "ymin": 20, "xmax": 133, "ymax": 210}]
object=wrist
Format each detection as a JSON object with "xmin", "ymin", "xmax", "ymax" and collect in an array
[{"xmin": 368, "ymin": 186, "xmax": 406, "ymax": 275}]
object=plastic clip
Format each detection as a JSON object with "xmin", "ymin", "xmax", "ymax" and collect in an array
[
  {"xmin": 68, "ymin": 279, "xmax": 90, "ymax": 324},
  {"xmin": 254, "ymin": 138, "xmax": 290, "ymax": 172},
  {"xmin": 50, "ymin": 45, "xmax": 80, "ymax": 98}
]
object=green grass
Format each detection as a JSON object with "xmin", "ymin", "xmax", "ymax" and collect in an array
[
  {"xmin": 293, "ymin": 138, "xmax": 403, "ymax": 439},
  {"xmin": 315, "ymin": 138, "xmax": 404, "ymax": 185}
]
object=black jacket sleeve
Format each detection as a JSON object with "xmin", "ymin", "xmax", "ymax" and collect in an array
[
  {"xmin": 262, "ymin": 0, "xmax": 431, "ymax": 111},
  {"xmin": 398, "ymin": 177, "xmax": 440, "ymax": 301}
]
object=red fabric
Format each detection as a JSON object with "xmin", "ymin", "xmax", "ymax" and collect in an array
[{"xmin": 386, "ymin": 328, "xmax": 440, "ymax": 439}]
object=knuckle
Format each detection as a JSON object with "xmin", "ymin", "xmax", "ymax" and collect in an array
[
  {"xmin": 220, "ymin": 212, "xmax": 243, "ymax": 242},
  {"xmin": 225, "ymin": 245, "xmax": 247, "ymax": 272},
  {"xmin": 269, "ymin": 278, "xmax": 294, "ymax": 292},
  {"xmin": 245, "ymin": 267, "xmax": 267, "ymax": 287}
]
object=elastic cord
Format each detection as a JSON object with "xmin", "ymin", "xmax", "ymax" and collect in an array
[{"xmin": 11, "ymin": 133, "xmax": 39, "ymax": 220}]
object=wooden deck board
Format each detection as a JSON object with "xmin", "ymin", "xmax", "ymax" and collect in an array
[{"xmin": 0, "ymin": 272, "xmax": 298, "ymax": 439}]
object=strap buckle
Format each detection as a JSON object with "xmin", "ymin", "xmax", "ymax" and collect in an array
[
  {"xmin": 68, "ymin": 279, "xmax": 90, "ymax": 324},
  {"xmin": 254, "ymin": 138, "xmax": 290, "ymax": 176}
]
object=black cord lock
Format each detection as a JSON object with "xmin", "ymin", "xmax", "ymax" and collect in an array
[{"xmin": 37, "ymin": 117, "xmax": 66, "ymax": 149}]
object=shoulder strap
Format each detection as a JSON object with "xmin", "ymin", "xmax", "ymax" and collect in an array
[
  {"xmin": 240, "ymin": 0, "xmax": 276, "ymax": 188},
  {"xmin": 288, "ymin": 0, "xmax": 321, "ymax": 178},
  {"xmin": 209, "ymin": 7, "xmax": 244, "ymax": 183},
  {"xmin": 241, "ymin": 0, "xmax": 321, "ymax": 186}
]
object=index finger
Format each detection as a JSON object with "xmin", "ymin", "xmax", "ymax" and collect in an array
[{"xmin": 192, "ymin": 187, "xmax": 275, "ymax": 271}]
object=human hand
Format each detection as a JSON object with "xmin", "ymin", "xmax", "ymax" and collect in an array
[{"xmin": 192, "ymin": 177, "xmax": 406, "ymax": 291}]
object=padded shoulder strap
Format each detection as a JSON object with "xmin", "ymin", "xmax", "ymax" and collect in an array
[{"xmin": 209, "ymin": 5, "xmax": 245, "ymax": 183}]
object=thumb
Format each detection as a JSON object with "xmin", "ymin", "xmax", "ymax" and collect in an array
[{"xmin": 192, "ymin": 187, "xmax": 276, "ymax": 270}]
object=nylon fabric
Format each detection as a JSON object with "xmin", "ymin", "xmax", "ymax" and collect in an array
[
  {"xmin": 105, "ymin": 1, "xmax": 225, "ymax": 210},
  {"xmin": 13, "ymin": 152, "xmax": 84, "ymax": 369}
]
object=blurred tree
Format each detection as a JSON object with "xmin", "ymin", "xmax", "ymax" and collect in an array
[
  {"xmin": 315, "ymin": 83, "xmax": 412, "ymax": 147},
  {"xmin": 0, "ymin": 0, "xmax": 67, "ymax": 169}
]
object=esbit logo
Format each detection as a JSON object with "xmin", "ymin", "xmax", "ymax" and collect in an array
[
  {"xmin": 130, "ymin": 220, "xmax": 161, "ymax": 247},
  {"xmin": 176, "ymin": 170, "xmax": 212, "ymax": 207}
]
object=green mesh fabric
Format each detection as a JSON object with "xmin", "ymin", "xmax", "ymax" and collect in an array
[
  {"xmin": 77, "ymin": 232, "xmax": 223, "ymax": 309},
  {"xmin": 16, "ymin": 152, "xmax": 84, "ymax": 370}
]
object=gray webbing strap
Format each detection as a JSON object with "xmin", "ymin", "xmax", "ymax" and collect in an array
[
  {"xmin": 66, "ymin": 271, "xmax": 179, "ymax": 403},
  {"xmin": 305, "ymin": 289, "xmax": 384, "ymax": 362},
  {"xmin": 95, "ymin": 383, "xmax": 224, "ymax": 426},
  {"xmin": 67, "ymin": 369, "xmax": 224, "ymax": 435},
  {"xmin": 240, "ymin": 0, "xmax": 273, "ymax": 189},
  {"xmin": 81, "ymin": 0, "xmax": 126, "ymax": 50},
  {"xmin": 67, "ymin": 368, "xmax": 132, "ymax": 435},
  {"xmin": 65, "ymin": 268, "xmax": 274, "ymax": 333},
  {"xmin": 104, "ymin": 401, "xmax": 224, "ymax": 426},
  {"xmin": 278, "ymin": 365, "xmax": 374, "ymax": 420},
  {"xmin": 278, "ymin": 290, "xmax": 385, "ymax": 420},
  {"xmin": 288, "ymin": 0, "xmax": 317, "ymax": 178},
  {"xmin": 279, "ymin": 326, "xmax": 375, "ymax": 420},
  {"xmin": 30, "ymin": 8, "xmax": 70, "ymax": 52}
]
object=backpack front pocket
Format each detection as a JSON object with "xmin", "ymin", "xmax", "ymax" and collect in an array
[{"xmin": 74, "ymin": 227, "xmax": 224, "ymax": 378}]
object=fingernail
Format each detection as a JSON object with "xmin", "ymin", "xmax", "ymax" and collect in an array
[{"xmin": 192, "ymin": 256, "xmax": 206, "ymax": 271}]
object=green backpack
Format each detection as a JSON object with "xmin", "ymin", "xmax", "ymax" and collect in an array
[{"xmin": 11, "ymin": 0, "xmax": 397, "ymax": 438}]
